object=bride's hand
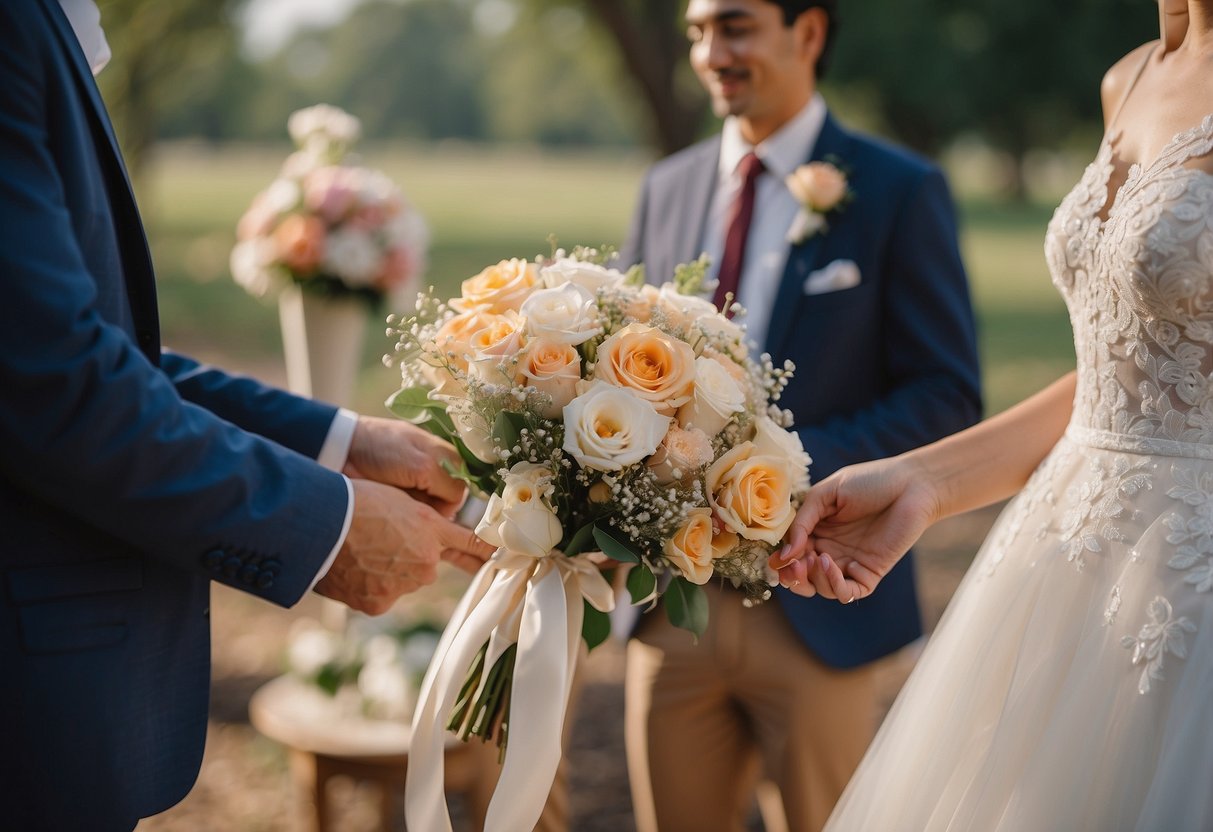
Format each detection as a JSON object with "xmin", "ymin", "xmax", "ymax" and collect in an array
[{"xmin": 769, "ymin": 456, "xmax": 942, "ymax": 603}]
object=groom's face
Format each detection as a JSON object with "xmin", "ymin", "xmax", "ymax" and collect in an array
[{"xmin": 685, "ymin": 0, "xmax": 819, "ymax": 134}]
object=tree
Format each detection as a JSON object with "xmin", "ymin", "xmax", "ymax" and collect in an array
[
  {"xmin": 97, "ymin": 0, "xmax": 242, "ymax": 184},
  {"xmin": 525, "ymin": 0, "xmax": 710, "ymax": 155}
]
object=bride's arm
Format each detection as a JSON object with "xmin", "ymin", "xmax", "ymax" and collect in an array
[
  {"xmin": 773, "ymin": 372, "xmax": 1075, "ymax": 600},
  {"xmin": 911, "ymin": 370, "xmax": 1075, "ymax": 519}
]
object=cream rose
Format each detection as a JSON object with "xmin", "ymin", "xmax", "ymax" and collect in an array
[
  {"xmin": 594, "ymin": 323, "xmax": 697, "ymax": 416},
  {"xmin": 540, "ymin": 257, "xmax": 626, "ymax": 292},
  {"xmin": 657, "ymin": 283, "xmax": 719, "ymax": 329},
  {"xmin": 449, "ymin": 404, "xmax": 497, "ymax": 463},
  {"xmin": 522, "ymin": 338, "xmax": 582, "ymax": 418},
  {"xmin": 647, "ymin": 424, "xmax": 715, "ymax": 484},
  {"xmin": 520, "ymin": 283, "xmax": 602, "ymax": 345},
  {"xmin": 751, "ymin": 418, "xmax": 812, "ymax": 493},
  {"xmin": 466, "ymin": 310, "xmax": 528, "ymax": 387},
  {"xmin": 429, "ymin": 307, "xmax": 507, "ymax": 374},
  {"xmin": 706, "ymin": 442, "xmax": 797, "ymax": 545},
  {"xmin": 621, "ymin": 284, "xmax": 661, "ymax": 324},
  {"xmin": 677, "ymin": 356, "xmax": 746, "ymax": 437},
  {"xmin": 663, "ymin": 508, "xmax": 718, "ymax": 585},
  {"xmin": 562, "ymin": 381, "xmax": 670, "ymax": 471},
  {"xmin": 701, "ymin": 348, "xmax": 753, "ymax": 397},
  {"xmin": 451, "ymin": 258, "xmax": 538, "ymax": 312},
  {"xmin": 475, "ymin": 463, "xmax": 563, "ymax": 558},
  {"xmin": 786, "ymin": 162, "xmax": 848, "ymax": 212},
  {"xmin": 696, "ymin": 314, "xmax": 750, "ymax": 360}
]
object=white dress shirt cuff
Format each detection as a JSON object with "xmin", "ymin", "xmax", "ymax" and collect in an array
[{"xmin": 308, "ymin": 408, "xmax": 360, "ymax": 592}]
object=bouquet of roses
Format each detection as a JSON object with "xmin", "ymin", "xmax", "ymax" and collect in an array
[
  {"xmin": 230, "ymin": 104, "xmax": 428, "ymax": 304},
  {"xmin": 392, "ymin": 247, "xmax": 810, "ymax": 832}
]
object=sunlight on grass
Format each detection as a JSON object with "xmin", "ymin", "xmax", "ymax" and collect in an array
[{"xmin": 143, "ymin": 141, "xmax": 1080, "ymax": 419}]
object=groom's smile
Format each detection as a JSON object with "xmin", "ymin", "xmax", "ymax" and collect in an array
[{"xmin": 685, "ymin": 0, "xmax": 825, "ymax": 144}]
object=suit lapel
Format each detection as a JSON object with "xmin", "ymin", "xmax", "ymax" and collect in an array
[
  {"xmin": 764, "ymin": 113, "xmax": 851, "ymax": 357},
  {"xmin": 673, "ymin": 138, "xmax": 721, "ymax": 268},
  {"xmin": 37, "ymin": 0, "xmax": 160, "ymax": 360}
]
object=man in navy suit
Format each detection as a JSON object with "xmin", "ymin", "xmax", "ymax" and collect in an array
[
  {"xmin": 0, "ymin": 2, "xmax": 492, "ymax": 829},
  {"xmin": 619, "ymin": 1, "xmax": 982, "ymax": 829}
]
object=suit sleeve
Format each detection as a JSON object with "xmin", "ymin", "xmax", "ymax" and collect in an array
[
  {"xmin": 617, "ymin": 169, "xmax": 652, "ymax": 270},
  {"xmin": 798, "ymin": 168, "xmax": 983, "ymax": 477},
  {"xmin": 0, "ymin": 8, "xmax": 346, "ymax": 607},
  {"xmin": 160, "ymin": 351, "xmax": 338, "ymax": 460}
]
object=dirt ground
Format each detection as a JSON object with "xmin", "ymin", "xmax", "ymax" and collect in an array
[{"xmin": 135, "ymin": 505, "xmax": 1001, "ymax": 832}]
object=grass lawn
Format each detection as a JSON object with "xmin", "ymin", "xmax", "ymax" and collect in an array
[{"xmin": 143, "ymin": 141, "xmax": 1076, "ymax": 419}]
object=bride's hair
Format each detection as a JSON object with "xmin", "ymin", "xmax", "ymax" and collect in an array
[{"xmin": 765, "ymin": 0, "xmax": 839, "ymax": 78}]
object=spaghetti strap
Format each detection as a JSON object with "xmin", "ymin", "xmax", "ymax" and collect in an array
[{"xmin": 1108, "ymin": 45, "xmax": 1156, "ymax": 130}]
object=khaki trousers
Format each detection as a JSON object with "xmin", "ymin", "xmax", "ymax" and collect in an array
[{"xmin": 625, "ymin": 585, "xmax": 877, "ymax": 832}]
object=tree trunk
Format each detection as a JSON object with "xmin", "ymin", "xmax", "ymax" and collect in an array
[{"xmin": 582, "ymin": 0, "xmax": 707, "ymax": 155}]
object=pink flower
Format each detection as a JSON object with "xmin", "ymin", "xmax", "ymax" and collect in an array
[
  {"xmin": 304, "ymin": 167, "xmax": 359, "ymax": 224},
  {"xmin": 273, "ymin": 214, "xmax": 326, "ymax": 274}
]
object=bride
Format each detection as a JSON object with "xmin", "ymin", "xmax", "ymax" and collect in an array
[{"xmin": 772, "ymin": 1, "xmax": 1213, "ymax": 828}]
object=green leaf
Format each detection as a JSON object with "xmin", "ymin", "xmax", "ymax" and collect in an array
[
  {"xmin": 386, "ymin": 386, "xmax": 438, "ymax": 421},
  {"xmin": 563, "ymin": 519, "xmax": 599, "ymax": 556},
  {"xmin": 581, "ymin": 601, "xmax": 611, "ymax": 651},
  {"xmin": 490, "ymin": 410, "xmax": 528, "ymax": 451},
  {"xmin": 592, "ymin": 524, "xmax": 640, "ymax": 564},
  {"xmin": 624, "ymin": 262, "xmax": 646, "ymax": 288},
  {"xmin": 626, "ymin": 564, "xmax": 657, "ymax": 605},
  {"xmin": 664, "ymin": 577, "xmax": 708, "ymax": 641}
]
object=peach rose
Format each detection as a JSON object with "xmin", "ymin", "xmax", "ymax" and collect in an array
[
  {"xmin": 467, "ymin": 310, "xmax": 528, "ymax": 386},
  {"xmin": 706, "ymin": 442, "xmax": 797, "ymax": 545},
  {"xmin": 429, "ymin": 307, "xmax": 507, "ymax": 374},
  {"xmin": 522, "ymin": 338, "xmax": 582, "ymax": 418},
  {"xmin": 647, "ymin": 424, "xmax": 714, "ymax": 484},
  {"xmin": 451, "ymin": 258, "xmax": 538, "ymax": 312},
  {"xmin": 663, "ymin": 508, "xmax": 723, "ymax": 585},
  {"xmin": 594, "ymin": 323, "xmax": 696, "ymax": 416},
  {"xmin": 273, "ymin": 214, "xmax": 326, "ymax": 274},
  {"xmin": 622, "ymin": 284, "xmax": 661, "ymax": 324},
  {"xmin": 786, "ymin": 162, "xmax": 848, "ymax": 212}
]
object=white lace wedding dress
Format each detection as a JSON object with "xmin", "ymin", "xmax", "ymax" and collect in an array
[{"xmin": 825, "ymin": 118, "xmax": 1213, "ymax": 830}]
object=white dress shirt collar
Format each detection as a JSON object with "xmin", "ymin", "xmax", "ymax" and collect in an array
[
  {"xmin": 719, "ymin": 93, "xmax": 828, "ymax": 181},
  {"xmin": 58, "ymin": 0, "xmax": 112, "ymax": 76}
]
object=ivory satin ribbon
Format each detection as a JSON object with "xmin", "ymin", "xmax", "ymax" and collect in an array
[{"xmin": 405, "ymin": 549, "xmax": 615, "ymax": 831}]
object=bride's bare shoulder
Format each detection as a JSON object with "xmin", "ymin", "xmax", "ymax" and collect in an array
[{"xmin": 1100, "ymin": 42, "xmax": 1159, "ymax": 129}]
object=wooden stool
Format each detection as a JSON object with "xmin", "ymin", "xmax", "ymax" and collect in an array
[{"xmin": 250, "ymin": 675, "xmax": 482, "ymax": 831}]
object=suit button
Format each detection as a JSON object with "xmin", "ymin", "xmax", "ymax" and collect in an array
[
  {"xmin": 223, "ymin": 556, "xmax": 242, "ymax": 578},
  {"xmin": 203, "ymin": 549, "xmax": 225, "ymax": 571},
  {"xmin": 239, "ymin": 565, "xmax": 258, "ymax": 585},
  {"xmin": 256, "ymin": 572, "xmax": 275, "ymax": 590}
]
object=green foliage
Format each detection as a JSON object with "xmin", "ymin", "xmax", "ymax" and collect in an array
[
  {"xmin": 664, "ymin": 577, "xmax": 708, "ymax": 640},
  {"xmin": 625, "ymin": 563, "xmax": 657, "ymax": 605},
  {"xmin": 592, "ymin": 524, "xmax": 641, "ymax": 564},
  {"xmin": 581, "ymin": 601, "xmax": 612, "ymax": 651}
]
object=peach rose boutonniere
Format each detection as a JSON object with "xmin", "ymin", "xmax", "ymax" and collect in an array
[{"xmin": 785, "ymin": 161, "xmax": 851, "ymax": 244}]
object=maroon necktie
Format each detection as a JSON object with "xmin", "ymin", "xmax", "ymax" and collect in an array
[{"xmin": 712, "ymin": 151, "xmax": 765, "ymax": 316}]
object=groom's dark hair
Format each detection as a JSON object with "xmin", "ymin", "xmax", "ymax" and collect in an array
[{"xmin": 764, "ymin": 0, "xmax": 838, "ymax": 79}]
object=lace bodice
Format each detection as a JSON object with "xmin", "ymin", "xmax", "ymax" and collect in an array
[{"xmin": 1046, "ymin": 114, "xmax": 1213, "ymax": 456}]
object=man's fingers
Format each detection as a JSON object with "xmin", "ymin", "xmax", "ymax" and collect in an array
[
  {"xmin": 437, "ymin": 518, "xmax": 495, "ymax": 561},
  {"xmin": 442, "ymin": 548, "xmax": 488, "ymax": 575}
]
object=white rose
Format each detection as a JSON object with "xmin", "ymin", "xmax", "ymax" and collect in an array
[
  {"xmin": 520, "ymin": 283, "xmax": 602, "ymax": 346},
  {"xmin": 677, "ymin": 356, "xmax": 746, "ymax": 437},
  {"xmin": 696, "ymin": 312, "xmax": 750, "ymax": 359},
  {"xmin": 323, "ymin": 228, "xmax": 383, "ymax": 287},
  {"xmin": 562, "ymin": 381, "xmax": 671, "ymax": 471},
  {"xmin": 657, "ymin": 283, "xmax": 719, "ymax": 329},
  {"xmin": 647, "ymin": 425, "xmax": 714, "ymax": 484},
  {"xmin": 475, "ymin": 463, "xmax": 563, "ymax": 558},
  {"xmin": 449, "ymin": 404, "xmax": 497, "ymax": 463},
  {"xmin": 521, "ymin": 338, "xmax": 582, "ymax": 418},
  {"xmin": 230, "ymin": 238, "xmax": 277, "ymax": 297},
  {"xmin": 540, "ymin": 257, "xmax": 626, "ymax": 292},
  {"xmin": 751, "ymin": 417, "xmax": 812, "ymax": 493}
]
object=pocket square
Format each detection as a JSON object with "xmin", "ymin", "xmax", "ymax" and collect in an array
[{"xmin": 803, "ymin": 259, "xmax": 861, "ymax": 295}]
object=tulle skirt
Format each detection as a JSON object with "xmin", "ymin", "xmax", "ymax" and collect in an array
[{"xmin": 825, "ymin": 427, "xmax": 1213, "ymax": 831}]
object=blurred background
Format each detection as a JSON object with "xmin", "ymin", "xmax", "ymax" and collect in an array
[{"xmin": 110, "ymin": 0, "xmax": 1157, "ymax": 828}]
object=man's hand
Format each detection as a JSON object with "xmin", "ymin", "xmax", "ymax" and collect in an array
[
  {"xmin": 315, "ymin": 480, "xmax": 494, "ymax": 615},
  {"xmin": 344, "ymin": 416, "xmax": 468, "ymax": 519}
]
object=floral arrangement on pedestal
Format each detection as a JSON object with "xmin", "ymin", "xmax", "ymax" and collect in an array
[
  {"xmin": 390, "ymin": 247, "xmax": 811, "ymax": 831},
  {"xmin": 230, "ymin": 104, "xmax": 428, "ymax": 305},
  {"xmin": 285, "ymin": 616, "xmax": 443, "ymax": 722}
]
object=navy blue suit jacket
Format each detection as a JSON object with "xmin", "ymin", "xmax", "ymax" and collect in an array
[
  {"xmin": 621, "ymin": 113, "xmax": 982, "ymax": 668},
  {"xmin": 0, "ymin": 2, "xmax": 349, "ymax": 827}
]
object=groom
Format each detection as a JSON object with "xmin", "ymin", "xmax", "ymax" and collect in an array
[
  {"xmin": 619, "ymin": 0, "xmax": 982, "ymax": 829},
  {"xmin": 0, "ymin": 2, "xmax": 492, "ymax": 829}
]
